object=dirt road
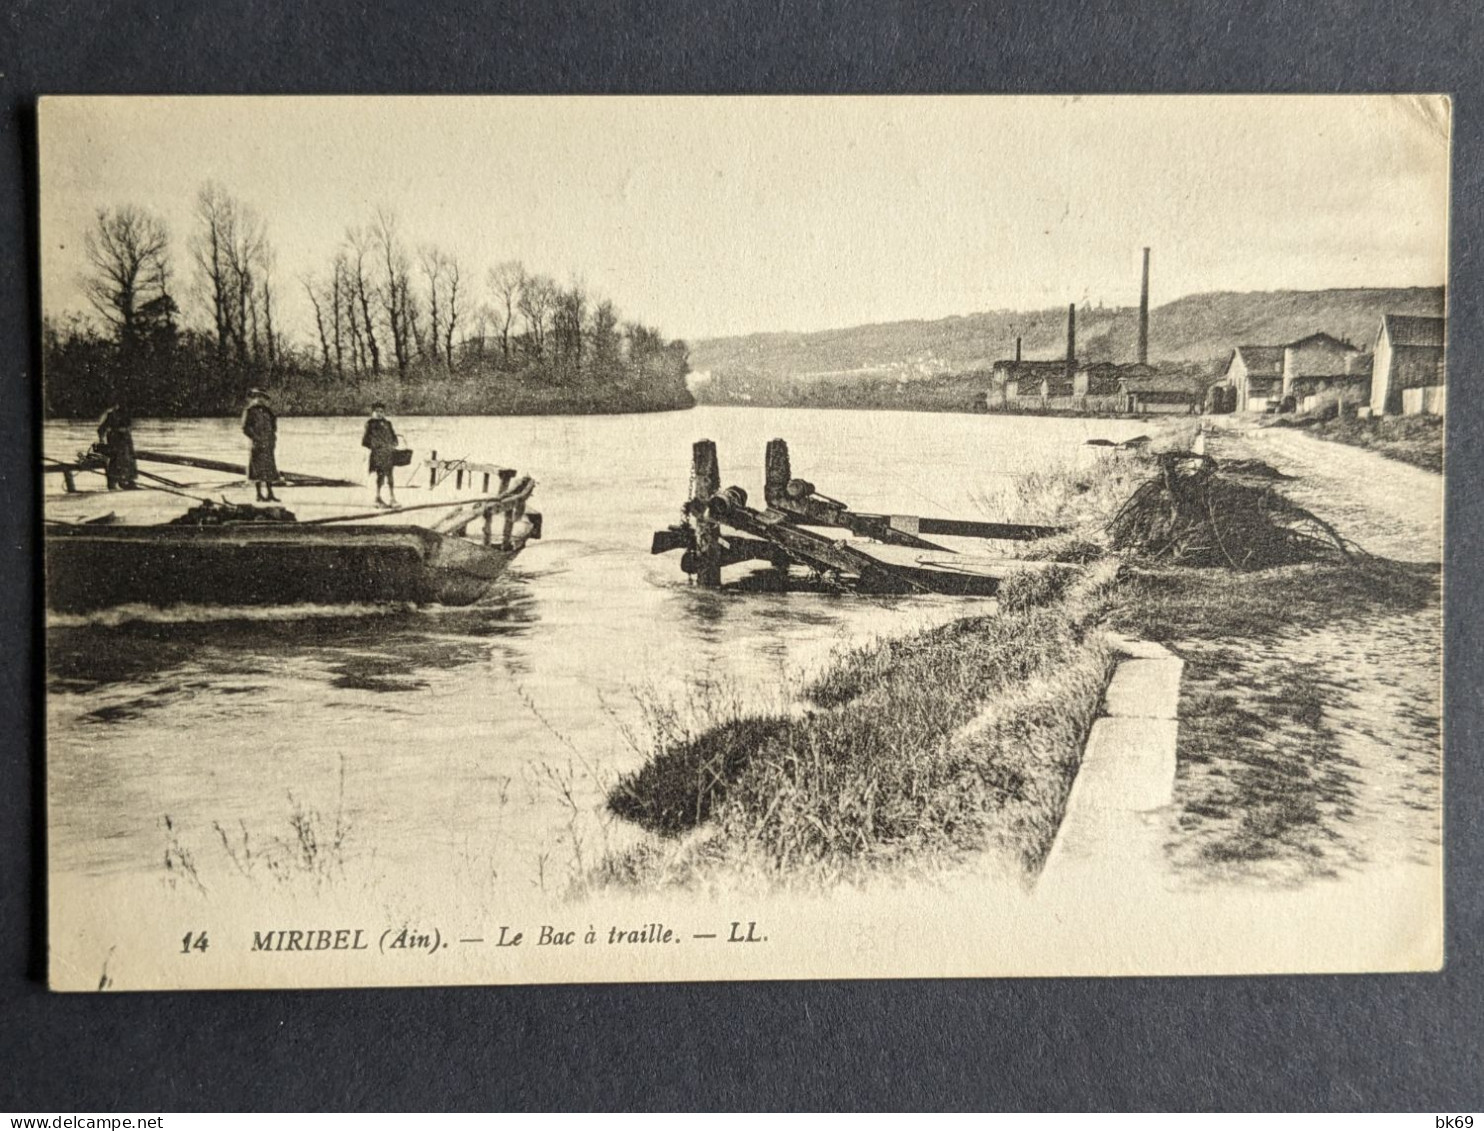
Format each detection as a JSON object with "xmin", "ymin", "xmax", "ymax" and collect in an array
[
  {"xmin": 1234, "ymin": 424, "xmax": 1443, "ymax": 563},
  {"xmin": 1156, "ymin": 423, "xmax": 1443, "ymax": 886}
]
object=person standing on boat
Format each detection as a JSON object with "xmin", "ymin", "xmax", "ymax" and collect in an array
[
  {"xmin": 241, "ymin": 388, "xmax": 280, "ymax": 502},
  {"xmin": 95, "ymin": 404, "xmax": 138, "ymax": 490},
  {"xmin": 361, "ymin": 402, "xmax": 400, "ymax": 508}
]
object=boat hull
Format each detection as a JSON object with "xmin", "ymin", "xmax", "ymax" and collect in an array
[{"xmin": 44, "ymin": 521, "xmax": 533, "ymax": 612}]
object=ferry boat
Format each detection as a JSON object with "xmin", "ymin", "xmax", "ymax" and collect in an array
[{"xmin": 43, "ymin": 452, "xmax": 541, "ymax": 612}]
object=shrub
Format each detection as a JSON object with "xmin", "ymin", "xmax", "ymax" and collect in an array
[{"xmin": 995, "ymin": 565, "xmax": 1080, "ymax": 613}]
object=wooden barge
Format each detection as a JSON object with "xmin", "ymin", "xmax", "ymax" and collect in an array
[{"xmin": 45, "ymin": 453, "xmax": 540, "ymax": 613}]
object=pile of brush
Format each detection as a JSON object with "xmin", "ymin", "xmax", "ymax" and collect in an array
[{"xmin": 1107, "ymin": 451, "xmax": 1353, "ymax": 569}]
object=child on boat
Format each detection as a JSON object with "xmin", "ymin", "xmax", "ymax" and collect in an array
[{"xmin": 362, "ymin": 403, "xmax": 400, "ymax": 508}]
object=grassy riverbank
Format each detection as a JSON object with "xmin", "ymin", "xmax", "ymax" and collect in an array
[
  {"xmin": 593, "ymin": 564, "xmax": 1118, "ymax": 891},
  {"xmin": 589, "ymin": 423, "xmax": 1441, "ymax": 893}
]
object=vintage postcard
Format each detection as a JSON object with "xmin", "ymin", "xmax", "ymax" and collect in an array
[{"xmin": 40, "ymin": 95, "xmax": 1447, "ymax": 990}]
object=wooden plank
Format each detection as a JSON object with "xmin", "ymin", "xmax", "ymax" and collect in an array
[
  {"xmin": 908, "ymin": 516, "xmax": 1061, "ymax": 541},
  {"xmin": 709, "ymin": 495, "xmax": 925, "ymax": 591},
  {"xmin": 133, "ymin": 449, "xmax": 358, "ymax": 487},
  {"xmin": 776, "ymin": 496, "xmax": 950, "ymax": 550},
  {"xmin": 651, "ymin": 524, "xmax": 693, "ymax": 555},
  {"xmin": 680, "ymin": 536, "xmax": 782, "ymax": 574},
  {"xmin": 760, "ymin": 439, "xmax": 1057, "ymax": 545}
]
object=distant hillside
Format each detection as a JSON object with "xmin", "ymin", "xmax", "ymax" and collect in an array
[
  {"xmin": 689, "ymin": 287, "xmax": 1446, "ymax": 383},
  {"xmin": 1144, "ymin": 287, "xmax": 1445, "ymax": 361}
]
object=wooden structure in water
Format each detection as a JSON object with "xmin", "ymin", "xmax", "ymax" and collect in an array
[
  {"xmin": 651, "ymin": 439, "xmax": 1065, "ymax": 596},
  {"xmin": 426, "ymin": 452, "xmax": 518, "ymax": 495}
]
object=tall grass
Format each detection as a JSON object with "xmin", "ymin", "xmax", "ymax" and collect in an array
[
  {"xmin": 600, "ymin": 567, "xmax": 1117, "ymax": 889},
  {"xmin": 980, "ymin": 450, "xmax": 1141, "ymax": 532},
  {"xmin": 188, "ymin": 756, "xmax": 353, "ymax": 888}
]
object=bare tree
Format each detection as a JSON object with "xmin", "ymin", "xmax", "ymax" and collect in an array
[
  {"xmin": 328, "ymin": 255, "xmax": 348, "ymax": 377},
  {"xmin": 344, "ymin": 226, "xmax": 381, "ymax": 376},
  {"xmin": 468, "ymin": 303, "xmax": 490, "ymax": 361},
  {"xmin": 551, "ymin": 281, "xmax": 587, "ymax": 379},
  {"xmin": 345, "ymin": 272, "xmax": 366, "ymax": 375},
  {"xmin": 440, "ymin": 252, "xmax": 462, "ymax": 369},
  {"xmin": 589, "ymin": 297, "xmax": 621, "ymax": 379},
  {"xmin": 191, "ymin": 182, "xmax": 273, "ymax": 365},
  {"xmin": 258, "ymin": 249, "xmax": 280, "ymax": 370},
  {"xmin": 625, "ymin": 320, "xmax": 665, "ymax": 370},
  {"xmin": 303, "ymin": 273, "xmax": 332, "ymax": 372},
  {"xmin": 408, "ymin": 243, "xmax": 461, "ymax": 369},
  {"xmin": 418, "ymin": 245, "xmax": 446, "ymax": 365},
  {"xmin": 83, "ymin": 204, "xmax": 172, "ymax": 347},
  {"xmin": 486, "ymin": 260, "xmax": 525, "ymax": 366},
  {"xmin": 517, "ymin": 272, "xmax": 557, "ymax": 359},
  {"xmin": 407, "ymin": 300, "xmax": 424, "ymax": 369},
  {"xmin": 371, "ymin": 208, "xmax": 414, "ymax": 378},
  {"xmin": 190, "ymin": 184, "xmax": 232, "ymax": 355}
]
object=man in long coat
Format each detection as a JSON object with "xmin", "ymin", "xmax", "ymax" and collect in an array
[
  {"xmin": 95, "ymin": 405, "xmax": 138, "ymax": 490},
  {"xmin": 241, "ymin": 389, "xmax": 280, "ymax": 502}
]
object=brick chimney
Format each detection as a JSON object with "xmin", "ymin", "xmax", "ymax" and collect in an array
[
  {"xmin": 1015, "ymin": 336, "xmax": 1022, "ymax": 363},
  {"xmin": 1065, "ymin": 303, "xmax": 1076, "ymax": 381},
  {"xmin": 1138, "ymin": 247, "xmax": 1150, "ymax": 365}
]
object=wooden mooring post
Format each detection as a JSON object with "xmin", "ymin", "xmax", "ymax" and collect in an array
[{"xmin": 688, "ymin": 439, "xmax": 722, "ymax": 588}]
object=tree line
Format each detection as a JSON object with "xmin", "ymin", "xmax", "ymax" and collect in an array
[{"xmin": 44, "ymin": 183, "xmax": 694, "ymax": 418}]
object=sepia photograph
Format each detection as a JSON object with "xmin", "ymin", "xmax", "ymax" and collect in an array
[{"xmin": 39, "ymin": 94, "xmax": 1448, "ymax": 991}]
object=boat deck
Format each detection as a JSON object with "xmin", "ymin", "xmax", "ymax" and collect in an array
[
  {"xmin": 46, "ymin": 476, "xmax": 466, "ymax": 527},
  {"xmin": 44, "ymin": 458, "xmax": 539, "ymax": 611}
]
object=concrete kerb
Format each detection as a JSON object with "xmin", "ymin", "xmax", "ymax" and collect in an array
[{"xmin": 1038, "ymin": 632, "xmax": 1183, "ymax": 887}]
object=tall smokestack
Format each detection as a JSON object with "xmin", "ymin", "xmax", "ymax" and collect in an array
[
  {"xmin": 1066, "ymin": 303, "xmax": 1076, "ymax": 381},
  {"xmin": 1138, "ymin": 247, "xmax": 1150, "ymax": 365},
  {"xmin": 1015, "ymin": 336, "xmax": 1022, "ymax": 363}
]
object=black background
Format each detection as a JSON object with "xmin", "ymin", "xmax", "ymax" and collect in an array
[{"xmin": 2, "ymin": 0, "xmax": 1480, "ymax": 1112}]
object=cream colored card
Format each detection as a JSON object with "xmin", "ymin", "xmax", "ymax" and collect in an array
[{"xmin": 41, "ymin": 95, "xmax": 1447, "ymax": 990}]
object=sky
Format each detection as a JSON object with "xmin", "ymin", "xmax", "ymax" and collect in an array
[{"xmin": 39, "ymin": 95, "xmax": 1451, "ymax": 345}]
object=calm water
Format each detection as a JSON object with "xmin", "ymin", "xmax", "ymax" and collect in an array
[{"xmin": 45, "ymin": 406, "xmax": 1146, "ymax": 895}]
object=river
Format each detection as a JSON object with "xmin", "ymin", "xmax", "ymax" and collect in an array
[{"xmin": 45, "ymin": 406, "xmax": 1150, "ymax": 901}]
